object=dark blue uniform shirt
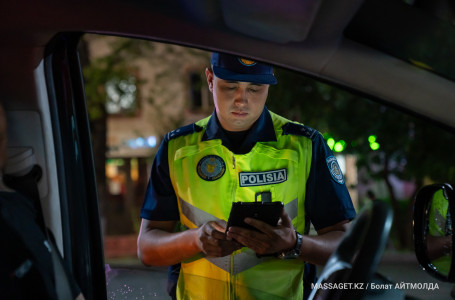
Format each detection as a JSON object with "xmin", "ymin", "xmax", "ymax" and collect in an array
[{"xmin": 140, "ymin": 108, "xmax": 356, "ymax": 232}]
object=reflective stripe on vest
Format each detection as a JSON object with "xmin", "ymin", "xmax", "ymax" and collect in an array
[
  {"xmin": 169, "ymin": 112, "xmax": 311, "ymax": 300},
  {"xmin": 179, "ymin": 196, "xmax": 299, "ymax": 228}
]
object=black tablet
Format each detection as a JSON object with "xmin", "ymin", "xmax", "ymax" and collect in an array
[{"xmin": 226, "ymin": 201, "xmax": 284, "ymax": 232}]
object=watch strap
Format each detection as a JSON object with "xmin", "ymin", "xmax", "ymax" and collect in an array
[{"xmin": 278, "ymin": 230, "xmax": 302, "ymax": 259}]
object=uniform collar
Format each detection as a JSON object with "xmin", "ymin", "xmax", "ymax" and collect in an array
[{"xmin": 203, "ymin": 107, "xmax": 277, "ymax": 153}]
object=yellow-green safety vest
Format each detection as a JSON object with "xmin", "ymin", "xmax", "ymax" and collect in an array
[{"xmin": 168, "ymin": 112, "xmax": 313, "ymax": 300}]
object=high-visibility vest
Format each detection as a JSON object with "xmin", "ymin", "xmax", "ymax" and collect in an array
[{"xmin": 168, "ymin": 111, "xmax": 312, "ymax": 299}]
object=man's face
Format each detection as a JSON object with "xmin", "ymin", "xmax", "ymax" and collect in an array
[{"xmin": 206, "ymin": 68, "xmax": 269, "ymax": 132}]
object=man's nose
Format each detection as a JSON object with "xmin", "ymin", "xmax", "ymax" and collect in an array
[{"xmin": 234, "ymin": 88, "xmax": 248, "ymax": 106}]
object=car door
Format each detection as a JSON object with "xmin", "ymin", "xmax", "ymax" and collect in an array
[{"xmin": 44, "ymin": 33, "xmax": 107, "ymax": 300}]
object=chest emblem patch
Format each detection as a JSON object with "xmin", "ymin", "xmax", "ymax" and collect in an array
[
  {"xmin": 197, "ymin": 155, "xmax": 226, "ymax": 181},
  {"xmin": 326, "ymin": 156, "xmax": 344, "ymax": 184},
  {"xmin": 239, "ymin": 169, "xmax": 287, "ymax": 187}
]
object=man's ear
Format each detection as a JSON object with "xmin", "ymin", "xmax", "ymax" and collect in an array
[{"xmin": 205, "ymin": 68, "xmax": 214, "ymax": 93}]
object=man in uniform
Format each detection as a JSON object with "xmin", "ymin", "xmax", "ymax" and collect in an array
[{"xmin": 137, "ymin": 52, "xmax": 356, "ymax": 299}]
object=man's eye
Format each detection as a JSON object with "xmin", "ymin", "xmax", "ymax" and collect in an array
[{"xmin": 248, "ymin": 88, "xmax": 258, "ymax": 93}]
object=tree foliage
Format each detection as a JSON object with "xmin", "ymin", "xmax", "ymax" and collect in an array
[{"xmin": 268, "ymin": 67, "xmax": 455, "ymax": 249}]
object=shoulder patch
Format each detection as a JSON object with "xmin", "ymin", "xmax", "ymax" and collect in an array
[
  {"xmin": 166, "ymin": 123, "xmax": 202, "ymax": 141},
  {"xmin": 326, "ymin": 156, "xmax": 345, "ymax": 184},
  {"xmin": 281, "ymin": 122, "xmax": 318, "ymax": 140}
]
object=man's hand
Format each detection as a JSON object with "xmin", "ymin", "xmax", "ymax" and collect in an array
[
  {"xmin": 196, "ymin": 220, "xmax": 243, "ymax": 257},
  {"xmin": 226, "ymin": 209, "xmax": 296, "ymax": 255}
]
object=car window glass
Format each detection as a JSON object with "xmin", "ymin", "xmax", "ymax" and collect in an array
[{"xmin": 79, "ymin": 34, "xmax": 455, "ymax": 299}]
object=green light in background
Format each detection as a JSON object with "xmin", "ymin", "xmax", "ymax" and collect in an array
[
  {"xmin": 327, "ymin": 138, "xmax": 335, "ymax": 150},
  {"xmin": 107, "ymin": 158, "xmax": 125, "ymax": 166},
  {"xmin": 368, "ymin": 135, "xmax": 380, "ymax": 151},
  {"xmin": 370, "ymin": 142, "xmax": 380, "ymax": 150},
  {"xmin": 368, "ymin": 135, "xmax": 376, "ymax": 144},
  {"xmin": 334, "ymin": 142, "xmax": 344, "ymax": 152}
]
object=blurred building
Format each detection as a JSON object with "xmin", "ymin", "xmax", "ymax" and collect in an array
[{"xmin": 84, "ymin": 35, "xmax": 212, "ymax": 246}]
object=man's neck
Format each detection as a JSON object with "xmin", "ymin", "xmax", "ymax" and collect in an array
[{"xmin": 222, "ymin": 127, "xmax": 251, "ymax": 154}]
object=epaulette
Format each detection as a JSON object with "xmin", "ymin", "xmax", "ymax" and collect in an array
[
  {"xmin": 165, "ymin": 123, "xmax": 203, "ymax": 141},
  {"xmin": 281, "ymin": 122, "xmax": 319, "ymax": 140}
]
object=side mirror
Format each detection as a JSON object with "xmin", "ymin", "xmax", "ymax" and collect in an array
[{"xmin": 414, "ymin": 183, "xmax": 455, "ymax": 282}]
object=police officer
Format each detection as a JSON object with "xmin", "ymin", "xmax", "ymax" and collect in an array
[{"xmin": 137, "ymin": 52, "xmax": 356, "ymax": 300}]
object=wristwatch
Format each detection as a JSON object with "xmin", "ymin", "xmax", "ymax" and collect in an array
[{"xmin": 278, "ymin": 230, "xmax": 303, "ymax": 260}]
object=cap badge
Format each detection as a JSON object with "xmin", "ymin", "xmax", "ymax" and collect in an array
[
  {"xmin": 197, "ymin": 155, "xmax": 226, "ymax": 181},
  {"xmin": 238, "ymin": 58, "xmax": 257, "ymax": 66}
]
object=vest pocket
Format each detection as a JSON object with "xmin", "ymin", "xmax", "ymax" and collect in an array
[
  {"xmin": 173, "ymin": 140, "xmax": 222, "ymax": 161},
  {"xmin": 235, "ymin": 146, "xmax": 300, "ymax": 206},
  {"xmin": 171, "ymin": 143, "xmax": 233, "ymax": 222}
]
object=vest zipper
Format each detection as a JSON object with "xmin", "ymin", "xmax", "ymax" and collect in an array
[
  {"xmin": 230, "ymin": 152, "xmax": 236, "ymax": 299},
  {"xmin": 230, "ymin": 254, "xmax": 235, "ymax": 300}
]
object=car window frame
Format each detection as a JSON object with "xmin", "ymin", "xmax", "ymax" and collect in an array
[{"xmin": 44, "ymin": 33, "xmax": 107, "ymax": 300}]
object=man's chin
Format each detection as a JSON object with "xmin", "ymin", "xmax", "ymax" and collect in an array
[{"xmin": 229, "ymin": 120, "xmax": 254, "ymax": 132}]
